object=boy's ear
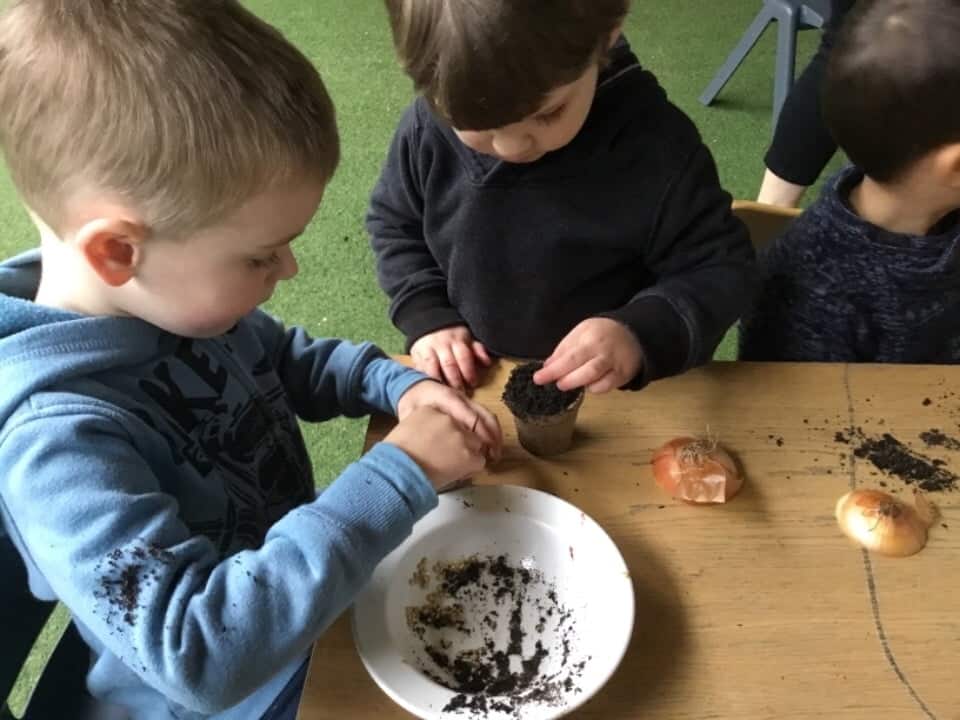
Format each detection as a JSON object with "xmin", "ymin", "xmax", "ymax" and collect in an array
[
  {"xmin": 936, "ymin": 143, "xmax": 960, "ymax": 190},
  {"xmin": 608, "ymin": 25, "xmax": 624, "ymax": 48},
  {"xmin": 73, "ymin": 218, "xmax": 147, "ymax": 287}
]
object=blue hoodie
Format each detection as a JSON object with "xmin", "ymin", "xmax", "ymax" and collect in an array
[{"xmin": 0, "ymin": 250, "xmax": 438, "ymax": 719}]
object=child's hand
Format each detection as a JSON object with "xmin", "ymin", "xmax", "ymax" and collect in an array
[
  {"xmin": 410, "ymin": 326, "xmax": 492, "ymax": 390},
  {"xmin": 385, "ymin": 406, "xmax": 490, "ymax": 491},
  {"xmin": 533, "ymin": 318, "xmax": 643, "ymax": 393},
  {"xmin": 397, "ymin": 380, "xmax": 503, "ymax": 461}
]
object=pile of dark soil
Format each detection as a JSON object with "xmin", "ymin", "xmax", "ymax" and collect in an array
[
  {"xmin": 835, "ymin": 427, "xmax": 958, "ymax": 492},
  {"xmin": 502, "ymin": 363, "xmax": 582, "ymax": 420}
]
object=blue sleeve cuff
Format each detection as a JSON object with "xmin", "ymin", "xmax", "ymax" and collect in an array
[
  {"xmin": 368, "ymin": 441, "xmax": 438, "ymax": 517},
  {"xmin": 360, "ymin": 357, "xmax": 432, "ymax": 415}
]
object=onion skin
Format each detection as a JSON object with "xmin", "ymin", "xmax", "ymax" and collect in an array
[
  {"xmin": 652, "ymin": 437, "xmax": 743, "ymax": 504},
  {"xmin": 835, "ymin": 489, "xmax": 931, "ymax": 557}
]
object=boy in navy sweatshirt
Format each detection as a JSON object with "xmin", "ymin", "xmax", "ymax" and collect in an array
[
  {"xmin": 368, "ymin": 0, "xmax": 756, "ymax": 394},
  {"xmin": 740, "ymin": 0, "xmax": 960, "ymax": 363}
]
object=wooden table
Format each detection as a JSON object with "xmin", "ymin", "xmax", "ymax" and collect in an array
[{"xmin": 298, "ymin": 361, "xmax": 959, "ymax": 719}]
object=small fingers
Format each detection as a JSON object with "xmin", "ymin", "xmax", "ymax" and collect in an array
[
  {"xmin": 472, "ymin": 341, "xmax": 493, "ymax": 367},
  {"xmin": 553, "ymin": 357, "xmax": 610, "ymax": 392},
  {"xmin": 472, "ymin": 405, "xmax": 503, "ymax": 461},
  {"xmin": 440, "ymin": 394, "xmax": 483, "ymax": 432},
  {"xmin": 434, "ymin": 346, "xmax": 466, "ymax": 390},
  {"xmin": 452, "ymin": 341, "xmax": 479, "ymax": 387},
  {"xmin": 458, "ymin": 434, "xmax": 488, "ymax": 479},
  {"xmin": 415, "ymin": 350, "xmax": 443, "ymax": 383},
  {"xmin": 533, "ymin": 346, "xmax": 589, "ymax": 386}
]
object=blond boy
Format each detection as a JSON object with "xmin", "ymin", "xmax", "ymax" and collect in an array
[{"xmin": 0, "ymin": 2, "xmax": 500, "ymax": 718}]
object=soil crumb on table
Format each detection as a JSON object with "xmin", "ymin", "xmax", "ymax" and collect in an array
[
  {"xmin": 919, "ymin": 429, "xmax": 960, "ymax": 452},
  {"xmin": 835, "ymin": 427, "xmax": 958, "ymax": 492}
]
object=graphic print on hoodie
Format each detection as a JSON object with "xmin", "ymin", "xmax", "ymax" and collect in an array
[{"xmin": 0, "ymin": 249, "xmax": 437, "ymax": 720}]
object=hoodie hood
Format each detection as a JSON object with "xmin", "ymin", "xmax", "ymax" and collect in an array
[{"xmin": 0, "ymin": 249, "xmax": 168, "ymax": 427}]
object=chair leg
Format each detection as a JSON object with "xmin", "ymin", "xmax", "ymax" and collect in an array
[
  {"xmin": 772, "ymin": 5, "xmax": 801, "ymax": 125},
  {"xmin": 699, "ymin": 4, "xmax": 777, "ymax": 107}
]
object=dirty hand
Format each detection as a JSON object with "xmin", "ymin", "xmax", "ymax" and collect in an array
[
  {"xmin": 533, "ymin": 318, "xmax": 643, "ymax": 393},
  {"xmin": 384, "ymin": 406, "xmax": 490, "ymax": 491},
  {"xmin": 410, "ymin": 325, "xmax": 492, "ymax": 390},
  {"xmin": 397, "ymin": 379, "xmax": 503, "ymax": 462}
]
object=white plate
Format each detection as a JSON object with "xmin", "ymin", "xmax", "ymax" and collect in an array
[{"xmin": 352, "ymin": 485, "xmax": 634, "ymax": 719}]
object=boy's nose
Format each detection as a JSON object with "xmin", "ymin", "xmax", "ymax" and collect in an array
[
  {"xmin": 274, "ymin": 246, "xmax": 299, "ymax": 281},
  {"xmin": 491, "ymin": 131, "xmax": 534, "ymax": 161}
]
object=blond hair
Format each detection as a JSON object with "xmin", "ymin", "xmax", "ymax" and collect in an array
[{"xmin": 0, "ymin": 0, "xmax": 339, "ymax": 238}]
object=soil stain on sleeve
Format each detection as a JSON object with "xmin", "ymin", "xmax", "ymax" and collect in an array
[{"xmin": 94, "ymin": 541, "xmax": 174, "ymax": 628}]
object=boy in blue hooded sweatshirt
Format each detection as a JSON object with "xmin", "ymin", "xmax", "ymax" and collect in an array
[{"xmin": 0, "ymin": 2, "xmax": 502, "ymax": 719}]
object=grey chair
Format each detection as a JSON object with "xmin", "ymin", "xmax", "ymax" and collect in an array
[{"xmin": 699, "ymin": 0, "xmax": 833, "ymax": 125}]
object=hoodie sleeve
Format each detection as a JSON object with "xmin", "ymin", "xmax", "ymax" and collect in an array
[
  {"xmin": 366, "ymin": 104, "xmax": 466, "ymax": 349},
  {"xmin": 247, "ymin": 312, "xmax": 430, "ymax": 420},
  {"xmin": 0, "ymin": 409, "xmax": 437, "ymax": 714},
  {"xmin": 602, "ymin": 141, "xmax": 757, "ymax": 388}
]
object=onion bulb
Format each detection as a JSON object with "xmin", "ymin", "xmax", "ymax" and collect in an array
[
  {"xmin": 652, "ymin": 437, "xmax": 743, "ymax": 504},
  {"xmin": 835, "ymin": 489, "xmax": 938, "ymax": 557}
]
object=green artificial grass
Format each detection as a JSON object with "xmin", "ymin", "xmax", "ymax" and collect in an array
[{"xmin": 1, "ymin": 2, "xmax": 845, "ymax": 713}]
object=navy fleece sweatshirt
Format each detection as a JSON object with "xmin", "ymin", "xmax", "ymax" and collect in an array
[
  {"xmin": 740, "ymin": 166, "xmax": 960, "ymax": 363},
  {"xmin": 368, "ymin": 38, "xmax": 755, "ymax": 387}
]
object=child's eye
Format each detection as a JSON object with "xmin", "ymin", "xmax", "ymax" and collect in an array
[
  {"xmin": 247, "ymin": 252, "xmax": 280, "ymax": 269},
  {"xmin": 534, "ymin": 105, "xmax": 565, "ymax": 126}
]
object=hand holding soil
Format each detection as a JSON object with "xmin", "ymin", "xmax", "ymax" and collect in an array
[
  {"xmin": 384, "ymin": 406, "xmax": 489, "ymax": 490},
  {"xmin": 534, "ymin": 317, "xmax": 643, "ymax": 393},
  {"xmin": 397, "ymin": 378, "xmax": 503, "ymax": 461}
]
